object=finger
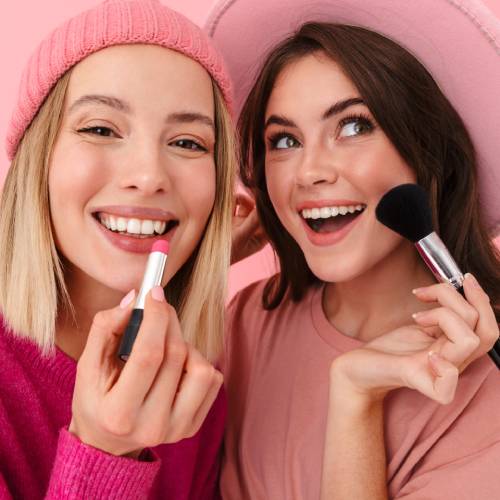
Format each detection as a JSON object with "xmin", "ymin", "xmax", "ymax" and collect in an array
[
  {"xmin": 169, "ymin": 347, "xmax": 217, "ymax": 436},
  {"xmin": 413, "ymin": 307, "xmax": 480, "ymax": 366},
  {"xmin": 462, "ymin": 273, "xmax": 500, "ymax": 353},
  {"xmin": 413, "ymin": 283, "xmax": 478, "ymax": 330},
  {"xmin": 111, "ymin": 288, "xmax": 170, "ymax": 413},
  {"xmin": 403, "ymin": 352, "xmax": 458, "ymax": 404},
  {"xmin": 80, "ymin": 292, "xmax": 136, "ymax": 370},
  {"xmin": 236, "ymin": 207, "xmax": 261, "ymax": 234},
  {"xmin": 234, "ymin": 192, "xmax": 255, "ymax": 217},
  {"xmin": 190, "ymin": 370, "xmax": 224, "ymax": 433},
  {"xmin": 427, "ymin": 351, "xmax": 459, "ymax": 404},
  {"xmin": 142, "ymin": 309, "xmax": 188, "ymax": 414}
]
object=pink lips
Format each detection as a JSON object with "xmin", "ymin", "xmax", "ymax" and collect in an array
[
  {"xmin": 91, "ymin": 205, "xmax": 178, "ymax": 254},
  {"xmin": 95, "ymin": 219, "xmax": 177, "ymax": 254},
  {"xmin": 298, "ymin": 200, "xmax": 366, "ymax": 247}
]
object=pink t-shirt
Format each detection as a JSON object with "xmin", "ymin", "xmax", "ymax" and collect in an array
[{"xmin": 220, "ymin": 279, "xmax": 500, "ymax": 500}]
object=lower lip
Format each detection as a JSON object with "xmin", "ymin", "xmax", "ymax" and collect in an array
[
  {"xmin": 94, "ymin": 218, "xmax": 177, "ymax": 254},
  {"xmin": 301, "ymin": 211, "xmax": 364, "ymax": 247}
]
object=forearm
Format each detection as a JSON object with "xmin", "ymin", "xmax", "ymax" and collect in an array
[{"xmin": 321, "ymin": 374, "xmax": 388, "ymax": 500}]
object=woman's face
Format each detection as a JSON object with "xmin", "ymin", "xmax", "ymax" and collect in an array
[
  {"xmin": 49, "ymin": 44, "xmax": 216, "ymax": 293},
  {"xmin": 264, "ymin": 52, "xmax": 416, "ymax": 283}
]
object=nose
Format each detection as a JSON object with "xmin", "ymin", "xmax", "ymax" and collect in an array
[
  {"xmin": 119, "ymin": 139, "xmax": 170, "ymax": 195},
  {"xmin": 295, "ymin": 143, "xmax": 339, "ymax": 188}
]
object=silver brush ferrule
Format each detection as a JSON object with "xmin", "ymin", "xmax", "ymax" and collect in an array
[
  {"xmin": 415, "ymin": 232, "xmax": 464, "ymax": 289},
  {"xmin": 135, "ymin": 250, "xmax": 167, "ymax": 309}
]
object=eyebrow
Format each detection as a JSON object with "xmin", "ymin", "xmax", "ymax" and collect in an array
[
  {"xmin": 264, "ymin": 97, "xmax": 365, "ymax": 130},
  {"xmin": 166, "ymin": 112, "xmax": 215, "ymax": 130},
  {"xmin": 68, "ymin": 97, "xmax": 214, "ymax": 130},
  {"xmin": 69, "ymin": 94, "xmax": 132, "ymax": 114}
]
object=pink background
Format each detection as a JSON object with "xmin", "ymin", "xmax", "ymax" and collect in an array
[{"xmin": 1, "ymin": 0, "xmax": 498, "ymax": 298}]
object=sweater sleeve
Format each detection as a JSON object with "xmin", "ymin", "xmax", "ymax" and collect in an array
[
  {"xmin": 0, "ymin": 475, "xmax": 13, "ymax": 499},
  {"xmin": 394, "ymin": 440, "xmax": 500, "ymax": 499},
  {"xmin": 45, "ymin": 428, "xmax": 160, "ymax": 499}
]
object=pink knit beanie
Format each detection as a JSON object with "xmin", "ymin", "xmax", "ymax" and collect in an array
[{"xmin": 6, "ymin": 0, "xmax": 233, "ymax": 161}]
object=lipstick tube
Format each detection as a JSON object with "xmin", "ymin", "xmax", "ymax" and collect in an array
[{"xmin": 118, "ymin": 240, "xmax": 169, "ymax": 361}]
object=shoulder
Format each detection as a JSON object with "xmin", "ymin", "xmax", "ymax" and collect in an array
[{"xmin": 226, "ymin": 275, "xmax": 317, "ymax": 333}]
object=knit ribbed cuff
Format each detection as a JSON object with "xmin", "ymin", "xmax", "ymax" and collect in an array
[{"xmin": 46, "ymin": 428, "xmax": 161, "ymax": 499}]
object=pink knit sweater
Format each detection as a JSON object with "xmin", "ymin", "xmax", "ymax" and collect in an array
[{"xmin": 0, "ymin": 317, "xmax": 225, "ymax": 499}]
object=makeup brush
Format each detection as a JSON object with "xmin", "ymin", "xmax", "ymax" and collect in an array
[{"xmin": 376, "ymin": 183, "xmax": 500, "ymax": 369}]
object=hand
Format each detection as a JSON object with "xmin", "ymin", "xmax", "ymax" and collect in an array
[
  {"xmin": 68, "ymin": 286, "xmax": 223, "ymax": 457},
  {"xmin": 231, "ymin": 192, "xmax": 267, "ymax": 264},
  {"xmin": 330, "ymin": 274, "xmax": 499, "ymax": 406}
]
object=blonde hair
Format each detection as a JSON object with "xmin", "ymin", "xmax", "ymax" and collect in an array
[{"xmin": 0, "ymin": 73, "xmax": 235, "ymax": 363}]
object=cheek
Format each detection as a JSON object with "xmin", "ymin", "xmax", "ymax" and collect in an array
[
  {"xmin": 349, "ymin": 146, "xmax": 416, "ymax": 201},
  {"xmin": 48, "ymin": 143, "xmax": 109, "ymax": 246},
  {"xmin": 176, "ymin": 160, "xmax": 216, "ymax": 224},
  {"xmin": 49, "ymin": 143, "xmax": 109, "ymax": 208},
  {"xmin": 265, "ymin": 163, "xmax": 292, "ymax": 218}
]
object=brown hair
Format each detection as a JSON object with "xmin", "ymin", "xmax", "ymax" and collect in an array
[{"xmin": 239, "ymin": 22, "xmax": 500, "ymax": 320}]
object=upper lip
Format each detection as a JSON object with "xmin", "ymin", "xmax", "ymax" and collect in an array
[
  {"xmin": 296, "ymin": 200, "xmax": 366, "ymax": 211},
  {"xmin": 91, "ymin": 205, "xmax": 178, "ymax": 221}
]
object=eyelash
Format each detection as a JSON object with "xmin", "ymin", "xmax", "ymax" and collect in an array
[
  {"xmin": 78, "ymin": 126, "xmax": 116, "ymax": 137},
  {"xmin": 77, "ymin": 127, "xmax": 207, "ymax": 152},
  {"xmin": 338, "ymin": 113, "xmax": 375, "ymax": 136},
  {"xmin": 266, "ymin": 113, "xmax": 376, "ymax": 150},
  {"xmin": 267, "ymin": 131, "xmax": 299, "ymax": 150}
]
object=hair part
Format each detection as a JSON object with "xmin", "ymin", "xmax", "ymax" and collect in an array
[{"xmin": 238, "ymin": 22, "xmax": 500, "ymax": 320}]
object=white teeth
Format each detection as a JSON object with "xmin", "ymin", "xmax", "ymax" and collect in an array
[
  {"xmin": 141, "ymin": 219, "xmax": 155, "ymax": 235},
  {"xmin": 154, "ymin": 220, "xmax": 163, "ymax": 234},
  {"xmin": 320, "ymin": 207, "xmax": 331, "ymax": 218},
  {"xmin": 300, "ymin": 204, "xmax": 365, "ymax": 219},
  {"xmin": 117, "ymin": 217, "xmax": 128, "ymax": 231},
  {"xmin": 98, "ymin": 213, "xmax": 173, "ymax": 235}
]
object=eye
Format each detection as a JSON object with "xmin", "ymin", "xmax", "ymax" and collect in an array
[
  {"xmin": 268, "ymin": 133, "xmax": 301, "ymax": 150},
  {"xmin": 77, "ymin": 126, "xmax": 117, "ymax": 137},
  {"xmin": 338, "ymin": 115, "xmax": 375, "ymax": 138},
  {"xmin": 171, "ymin": 139, "xmax": 207, "ymax": 152}
]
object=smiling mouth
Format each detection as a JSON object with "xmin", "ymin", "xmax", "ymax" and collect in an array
[
  {"xmin": 93, "ymin": 212, "xmax": 179, "ymax": 238},
  {"xmin": 300, "ymin": 204, "xmax": 366, "ymax": 233}
]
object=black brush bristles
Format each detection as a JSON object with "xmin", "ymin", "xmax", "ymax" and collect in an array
[{"xmin": 375, "ymin": 184, "xmax": 434, "ymax": 243}]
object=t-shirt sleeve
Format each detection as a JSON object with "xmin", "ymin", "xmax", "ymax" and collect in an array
[
  {"xmin": 394, "ymin": 440, "xmax": 500, "ymax": 499},
  {"xmin": 45, "ymin": 428, "xmax": 160, "ymax": 499}
]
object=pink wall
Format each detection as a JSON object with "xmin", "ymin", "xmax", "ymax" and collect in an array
[{"xmin": 1, "ymin": 0, "xmax": 498, "ymax": 298}]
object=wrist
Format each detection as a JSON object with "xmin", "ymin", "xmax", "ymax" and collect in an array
[{"xmin": 329, "ymin": 356, "xmax": 388, "ymax": 414}]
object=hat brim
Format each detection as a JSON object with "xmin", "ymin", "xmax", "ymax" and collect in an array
[{"xmin": 206, "ymin": 0, "xmax": 500, "ymax": 234}]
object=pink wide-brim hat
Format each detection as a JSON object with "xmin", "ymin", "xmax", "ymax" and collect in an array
[{"xmin": 206, "ymin": 0, "xmax": 500, "ymax": 235}]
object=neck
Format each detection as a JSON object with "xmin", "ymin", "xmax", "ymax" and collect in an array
[
  {"xmin": 323, "ymin": 241, "xmax": 436, "ymax": 342},
  {"xmin": 55, "ymin": 266, "xmax": 123, "ymax": 360}
]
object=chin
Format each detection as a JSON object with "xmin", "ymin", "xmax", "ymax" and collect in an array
[{"xmin": 303, "ymin": 250, "xmax": 380, "ymax": 284}]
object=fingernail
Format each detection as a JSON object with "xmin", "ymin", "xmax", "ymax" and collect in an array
[
  {"xmin": 151, "ymin": 286, "xmax": 166, "ymax": 302},
  {"xmin": 412, "ymin": 311, "xmax": 425, "ymax": 320},
  {"xmin": 120, "ymin": 289, "xmax": 136, "ymax": 309},
  {"xmin": 466, "ymin": 273, "xmax": 481, "ymax": 289},
  {"xmin": 412, "ymin": 288, "xmax": 422, "ymax": 295}
]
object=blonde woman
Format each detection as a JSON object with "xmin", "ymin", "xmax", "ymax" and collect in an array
[{"xmin": 0, "ymin": 0, "xmax": 235, "ymax": 498}]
